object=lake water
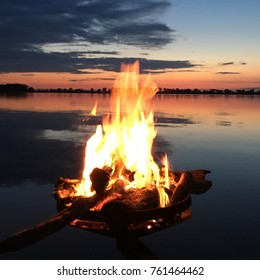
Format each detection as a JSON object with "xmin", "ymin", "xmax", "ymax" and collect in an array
[{"xmin": 0, "ymin": 93, "xmax": 260, "ymax": 260}]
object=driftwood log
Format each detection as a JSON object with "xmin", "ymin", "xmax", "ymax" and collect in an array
[{"xmin": 0, "ymin": 169, "xmax": 212, "ymax": 254}]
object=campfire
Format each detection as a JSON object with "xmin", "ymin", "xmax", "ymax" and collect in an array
[
  {"xmin": 78, "ymin": 61, "xmax": 174, "ymax": 206},
  {"xmin": 53, "ymin": 61, "xmax": 212, "ymax": 236},
  {"xmin": 0, "ymin": 61, "xmax": 212, "ymax": 254}
]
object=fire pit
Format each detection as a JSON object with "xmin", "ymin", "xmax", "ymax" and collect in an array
[
  {"xmin": 53, "ymin": 176, "xmax": 193, "ymax": 238},
  {"xmin": 51, "ymin": 61, "xmax": 211, "ymax": 237}
]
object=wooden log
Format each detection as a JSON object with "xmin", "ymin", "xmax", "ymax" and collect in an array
[{"xmin": 171, "ymin": 169, "xmax": 212, "ymax": 194}]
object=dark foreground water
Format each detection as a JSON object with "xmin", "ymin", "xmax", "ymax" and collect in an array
[{"xmin": 0, "ymin": 93, "xmax": 259, "ymax": 260}]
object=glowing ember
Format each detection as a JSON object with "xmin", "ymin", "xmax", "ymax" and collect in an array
[{"xmin": 77, "ymin": 61, "xmax": 175, "ymax": 207}]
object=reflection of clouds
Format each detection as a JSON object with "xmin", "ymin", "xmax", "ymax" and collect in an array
[
  {"xmin": 155, "ymin": 116, "xmax": 196, "ymax": 126},
  {"xmin": 215, "ymin": 120, "xmax": 232, "ymax": 127},
  {"xmin": 215, "ymin": 112, "xmax": 233, "ymax": 127},
  {"xmin": 39, "ymin": 129, "xmax": 88, "ymax": 145},
  {"xmin": 215, "ymin": 111, "xmax": 233, "ymax": 116},
  {"xmin": 155, "ymin": 124, "xmax": 186, "ymax": 128},
  {"xmin": 153, "ymin": 136, "xmax": 174, "ymax": 162},
  {"xmin": 38, "ymin": 115, "xmax": 104, "ymax": 145},
  {"xmin": 236, "ymin": 121, "xmax": 244, "ymax": 128},
  {"xmin": 40, "ymin": 116, "xmax": 197, "ymax": 145}
]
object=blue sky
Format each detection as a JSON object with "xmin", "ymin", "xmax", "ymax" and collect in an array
[{"xmin": 164, "ymin": 0, "xmax": 260, "ymax": 60}]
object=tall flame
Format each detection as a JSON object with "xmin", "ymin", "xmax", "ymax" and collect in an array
[{"xmin": 78, "ymin": 61, "xmax": 170, "ymax": 207}]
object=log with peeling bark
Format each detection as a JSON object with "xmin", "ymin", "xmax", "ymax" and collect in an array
[{"xmin": 0, "ymin": 169, "xmax": 212, "ymax": 254}]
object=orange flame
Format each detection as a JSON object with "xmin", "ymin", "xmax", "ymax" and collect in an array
[
  {"xmin": 78, "ymin": 61, "xmax": 170, "ymax": 207},
  {"xmin": 90, "ymin": 101, "xmax": 97, "ymax": 116}
]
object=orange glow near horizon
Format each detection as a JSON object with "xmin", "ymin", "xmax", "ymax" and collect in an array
[
  {"xmin": 0, "ymin": 65, "xmax": 259, "ymax": 90},
  {"xmin": 151, "ymin": 70, "xmax": 259, "ymax": 90},
  {"xmin": 0, "ymin": 71, "xmax": 115, "ymax": 89}
]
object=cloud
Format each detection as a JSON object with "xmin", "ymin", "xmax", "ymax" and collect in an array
[
  {"xmin": 216, "ymin": 72, "xmax": 241, "ymax": 75},
  {"xmin": 218, "ymin": 61, "xmax": 247, "ymax": 66},
  {"xmin": 83, "ymin": 77, "xmax": 116, "ymax": 82},
  {"xmin": 0, "ymin": 0, "xmax": 176, "ymax": 74},
  {"xmin": 0, "ymin": 50, "xmax": 83, "ymax": 73},
  {"xmin": 218, "ymin": 62, "xmax": 235, "ymax": 66},
  {"xmin": 21, "ymin": 74, "xmax": 35, "ymax": 76},
  {"xmin": 106, "ymin": 22, "xmax": 173, "ymax": 47},
  {"xmin": 92, "ymin": 57, "xmax": 199, "ymax": 74},
  {"xmin": 142, "ymin": 68, "xmax": 200, "ymax": 74},
  {"xmin": 0, "ymin": 49, "xmax": 198, "ymax": 74},
  {"xmin": 83, "ymin": 51, "xmax": 120, "ymax": 55},
  {"xmin": 0, "ymin": 0, "xmax": 204, "ymax": 77}
]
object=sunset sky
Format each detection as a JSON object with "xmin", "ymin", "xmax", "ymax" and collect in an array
[{"xmin": 0, "ymin": 0, "xmax": 259, "ymax": 90}]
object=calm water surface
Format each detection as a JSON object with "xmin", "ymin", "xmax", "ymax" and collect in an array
[{"xmin": 0, "ymin": 93, "xmax": 259, "ymax": 259}]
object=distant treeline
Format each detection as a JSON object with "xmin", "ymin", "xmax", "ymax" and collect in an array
[
  {"xmin": 157, "ymin": 87, "xmax": 260, "ymax": 95},
  {"xmin": 0, "ymin": 83, "xmax": 34, "ymax": 94},
  {"xmin": 1, "ymin": 83, "xmax": 260, "ymax": 95}
]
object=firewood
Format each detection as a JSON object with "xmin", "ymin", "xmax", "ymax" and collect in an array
[{"xmin": 90, "ymin": 167, "xmax": 110, "ymax": 194}]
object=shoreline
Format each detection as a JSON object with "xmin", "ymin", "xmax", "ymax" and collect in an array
[{"xmin": 1, "ymin": 83, "xmax": 260, "ymax": 96}]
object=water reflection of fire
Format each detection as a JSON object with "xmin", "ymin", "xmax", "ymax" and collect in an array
[{"xmin": 77, "ymin": 61, "xmax": 176, "ymax": 208}]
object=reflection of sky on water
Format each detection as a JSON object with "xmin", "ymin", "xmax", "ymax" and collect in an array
[
  {"xmin": 0, "ymin": 110, "xmax": 86, "ymax": 186},
  {"xmin": 0, "ymin": 94, "xmax": 260, "ymax": 259},
  {"xmin": 215, "ymin": 120, "xmax": 232, "ymax": 126},
  {"xmin": 39, "ymin": 129, "xmax": 88, "ymax": 145}
]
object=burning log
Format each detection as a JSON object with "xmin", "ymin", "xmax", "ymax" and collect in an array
[
  {"xmin": 54, "ymin": 169, "xmax": 211, "ymax": 213},
  {"xmin": 0, "ymin": 169, "xmax": 211, "ymax": 253}
]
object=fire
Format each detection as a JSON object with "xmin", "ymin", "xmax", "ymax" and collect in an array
[
  {"xmin": 90, "ymin": 101, "xmax": 97, "ymax": 116},
  {"xmin": 77, "ymin": 61, "xmax": 172, "ymax": 207}
]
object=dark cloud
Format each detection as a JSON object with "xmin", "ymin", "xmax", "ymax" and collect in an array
[
  {"xmin": 218, "ymin": 62, "xmax": 234, "ymax": 66},
  {"xmin": 85, "ymin": 57, "xmax": 198, "ymax": 74},
  {"xmin": 0, "ymin": 49, "xmax": 198, "ymax": 74},
  {"xmin": 69, "ymin": 79, "xmax": 89, "ymax": 82},
  {"xmin": 175, "ymin": 69, "xmax": 200, "ymax": 72},
  {"xmin": 0, "ymin": 0, "xmax": 177, "ymax": 74},
  {"xmin": 218, "ymin": 61, "xmax": 248, "ymax": 67},
  {"xmin": 21, "ymin": 74, "xmax": 35, "ymax": 76},
  {"xmin": 84, "ymin": 77, "xmax": 116, "ymax": 81},
  {"xmin": 142, "ymin": 68, "xmax": 200, "ymax": 75},
  {"xmin": 69, "ymin": 77, "xmax": 115, "ymax": 82},
  {"xmin": 216, "ymin": 72, "xmax": 241, "ymax": 75},
  {"xmin": 142, "ymin": 70, "xmax": 169, "ymax": 74},
  {"xmin": 0, "ymin": 50, "xmax": 82, "ymax": 73},
  {"xmin": 83, "ymin": 51, "xmax": 120, "ymax": 55},
  {"xmin": 88, "ymin": 58, "xmax": 197, "ymax": 72},
  {"xmin": 106, "ymin": 22, "xmax": 173, "ymax": 46}
]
